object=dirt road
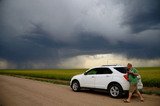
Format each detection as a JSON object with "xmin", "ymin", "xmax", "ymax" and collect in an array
[{"xmin": 0, "ymin": 75, "xmax": 159, "ymax": 106}]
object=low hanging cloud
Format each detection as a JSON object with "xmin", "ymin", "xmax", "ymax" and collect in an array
[{"xmin": 0, "ymin": 0, "xmax": 160, "ymax": 68}]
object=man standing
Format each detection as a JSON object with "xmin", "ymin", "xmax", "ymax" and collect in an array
[{"xmin": 124, "ymin": 63, "xmax": 144, "ymax": 103}]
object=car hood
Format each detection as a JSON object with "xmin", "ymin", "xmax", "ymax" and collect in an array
[
  {"xmin": 73, "ymin": 74, "xmax": 83, "ymax": 77},
  {"xmin": 71, "ymin": 73, "xmax": 84, "ymax": 79}
]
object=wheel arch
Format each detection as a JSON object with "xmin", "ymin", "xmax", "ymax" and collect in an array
[
  {"xmin": 107, "ymin": 81, "xmax": 123, "ymax": 91},
  {"xmin": 71, "ymin": 79, "xmax": 80, "ymax": 86}
]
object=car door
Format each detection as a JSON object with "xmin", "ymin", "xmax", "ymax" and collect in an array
[
  {"xmin": 81, "ymin": 68, "xmax": 98, "ymax": 88},
  {"xmin": 94, "ymin": 68, "xmax": 113, "ymax": 89}
]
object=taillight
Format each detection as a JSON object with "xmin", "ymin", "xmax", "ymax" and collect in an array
[{"xmin": 123, "ymin": 74, "xmax": 129, "ymax": 81}]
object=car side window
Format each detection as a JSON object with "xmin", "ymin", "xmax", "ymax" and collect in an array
[
  {"xmin": 85, "ymin": 69, "xmax": 97, "ymax": 75},
  {"xmin": 114, "ymin": 67, "xmax": 127, "ymax": 73},
  {"xmin": 85, "ymin": 68, "xmax": 113, "ymax": 75},
  {"xmin": 103, "ymin": 68, "xmax": 112, "ymax": 74},
  {"xmin": 96, "ymin": 68, "xmax": 112, "ymax": 74},
  {"xmin": 96, "ymin": 68, "xmax": 104, "ymax": 74}
]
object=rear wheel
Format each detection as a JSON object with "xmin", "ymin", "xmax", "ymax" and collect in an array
[
  {"xmin": 71, "ymin": 80, "xmax": 80, "ymax": 92},
  {"xmin": 108, "ymin": 83, "xmax": 123, "ymax": 98}
]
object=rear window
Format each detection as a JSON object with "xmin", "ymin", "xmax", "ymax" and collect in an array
[{"xmin": 114, "ymin": 67, "xmax": 127, "ymax": 73}]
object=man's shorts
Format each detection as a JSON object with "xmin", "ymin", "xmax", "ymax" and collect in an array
[{"xmin": 129, "ymin": 83, "xmax": 138, "ymax": 93}]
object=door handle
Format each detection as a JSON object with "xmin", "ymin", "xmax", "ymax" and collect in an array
[{"xmin": 91, "ymin": 76, "xmax": 95, "ymax": 78}]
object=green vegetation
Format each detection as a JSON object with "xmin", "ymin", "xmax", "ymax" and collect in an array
[
  {"xmin": 142, "ymin": 90, "xmax": 160, "ymax": 96},
  {"xmin": 0, "ymin": 67, "xmax": 160, "ymax": 87},
  {"xmin": 0, "ymin": 69, "xmax": 85, "ymax": 81},
  {"xmin": 137, "ymin": 67, "xmax": 160, "ymax": 87}
]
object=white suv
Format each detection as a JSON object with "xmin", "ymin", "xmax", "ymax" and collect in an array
[{"xmin": 70, "ymin": 65, "xmax": 143, "ymax": 98}]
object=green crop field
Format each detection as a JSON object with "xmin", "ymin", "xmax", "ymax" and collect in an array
[
  {"xmin": 0, "ymin": 69, "xmax": 85, "ymax": 81},
  {"xmin": 137, "ymin": 67, "xmax": 160, "ymax": 87},
  {"xmin": 0, "ymin": 67, "xmax": 160, "ymax": 87}
]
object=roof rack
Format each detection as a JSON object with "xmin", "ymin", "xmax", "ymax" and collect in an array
[{"xmin": 102, "ymin": 64, "xmax": 121, "ymax": 66}]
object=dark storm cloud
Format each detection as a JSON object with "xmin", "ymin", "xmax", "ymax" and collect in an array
[
  {"xmin": 0, "ymin": 25, "xmax": 61, "ymax": 68},
  {"xmin": 0, "ymin": 0, "xmax": 160, "ymax": 68},
  {"xmin": 122, "ymin": 0, "xmax": 160, "ymax": 33}
]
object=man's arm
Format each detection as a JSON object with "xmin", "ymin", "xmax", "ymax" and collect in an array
[{"xmin": 128, "ymin": 68, "xmax": 139, "ymax": 76}]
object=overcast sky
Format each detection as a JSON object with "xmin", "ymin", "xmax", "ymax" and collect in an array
[{"xmin": 0, "ymin": 0, "xmax": 160, "ymax": 69}]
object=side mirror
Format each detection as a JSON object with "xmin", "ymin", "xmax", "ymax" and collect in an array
[{"xmin": 84, "ymin": 72, "xmax": 87, "ymax": 75}]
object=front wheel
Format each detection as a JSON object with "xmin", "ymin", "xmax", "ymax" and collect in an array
[
  {"xmin": 108, "ymin": 83, "xmax": 123, "ymax": 98},
  {"xmin": 71, "ymin": 81, "xmax": 80, "ymax": 92}
]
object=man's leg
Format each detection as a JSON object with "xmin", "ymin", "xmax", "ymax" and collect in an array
[
  {"xmin": 126, "ymin": 92, "xmax": 132, "ymax": 102},
  {"xmin": 125, "ymin": 84, "xmax": 136, "ymax": 102},
  {"xmin": 136, "ymin": 90, "xmax": 144, "ymax": 101}
]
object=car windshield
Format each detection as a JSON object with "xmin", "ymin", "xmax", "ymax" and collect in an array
[{"xmin": 114, "ymin": 67, "xmax": 127, "ymax": 74}]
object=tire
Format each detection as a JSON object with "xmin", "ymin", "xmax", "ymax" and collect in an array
[
  {"xmin": 71, "ymin": 80, "xmax": 80, "ymax": 92},
  {"xmin": 108, "ymin": 83, "xmax": 123, "ymax": 98}
]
